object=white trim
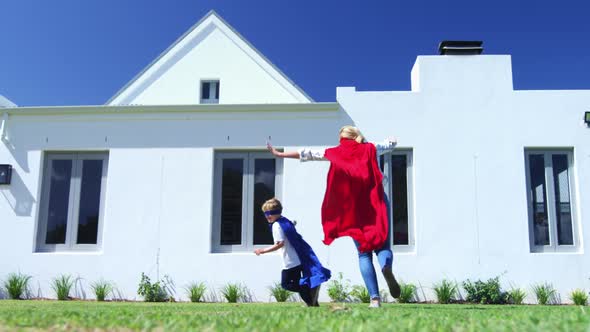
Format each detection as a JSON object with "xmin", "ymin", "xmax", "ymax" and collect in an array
[
  {"xmin": 4, "ymin": 103, "xmax": 338, "ymax": 116},
  {"xmin": 383, "ymin": 149, "xmax": 415, "ymax": 253},
  {"xmin": 36, "ymin": 152, "xmax": 109, "ymax": 252},
  {"xmin": 212, "ymin": 151, "xmax": 282, "ymax": 253},
  {"xmin": 525, "ymin": 149, "xmax": 579, "ymax": 253}
]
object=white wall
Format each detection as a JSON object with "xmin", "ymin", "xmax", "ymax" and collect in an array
[
  {"xmin": 0, "ymin": 107, "xmax": 348, "ymax": 302},
  {"xmin": 338, "ymin": 55, "xmax": 590, "ymax": 303},
  {"xmin": 1, "ymin": 55, "xmax": 588, "ymax": 303}
]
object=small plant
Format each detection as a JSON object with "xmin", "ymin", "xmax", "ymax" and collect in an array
[
  {"xmin": 186, "ymin": 282, "xmax": 208, "ymax": 303},
  {"xmin": 532, "ymin": 283, "xmax": 557, "ymax": 305},
  {"xmin": 137, "ymin": 273, "xmax": 171, "ymax": 302},
  {"xmin": 462, "ymin": 276, "xmax": 507, "ymax": 304},
  {"xmin": 3, "ymin": 273, "xmax": 32, "ymax": 300},
  {"xmin": 397, "ymin": 282, "xmax": 417, "ymax": 303},
  {"xmin": 433, "ymin": 279, "xmax": 457, "ymax": 304},
  {"xmin": 570, "ymin": 289, "xmax": 588, "ymax": 306},
  {"xmin": 268, "ymin": 282, "xmax": 293, "ymax": 302},
  {"xmin": 51, "ymin": 275, "xmax": 75, "ymax": 301},
  {"xmin": 507, "ymin": 288, "xmax": 527, "ymax": 305},
  {"xmin": 91, "ymin": 280, "xmax": 113, "ymax": 301},
  {"xmin": 326, "ymin": 273, "xmax": 351, "ymax": 302},
  {"xmin": 350, "ymin": 285, "xmax": 370, "ymax": 303},
  {"xmin": 220, "ymin": 283, "xmax": 245, "ymax": 303}
]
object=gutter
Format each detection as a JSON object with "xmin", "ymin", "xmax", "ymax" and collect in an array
[
  {"xmin": 0, "ymin": 112, "xmax": 7, "ymax": 141},
  {"xmin": 3, "ymin": 103, "xmax": 340, "ymax": 117}
]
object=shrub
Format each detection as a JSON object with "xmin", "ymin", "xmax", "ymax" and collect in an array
[
  {"xmin": 433, "ymin": 279, "xmax": 457, "ymax": 304},
  {"xmin": 220, "ymin": 283, "xmax": 245, "ymax": 303},
  {"xmin": 3, "ymin": 273, "xmax": 32, "ymax": 300},
  {"xmin": 570, "ymin": 289, "xmax": 588, "ymax": 306},
  {"xmin": 51, "ymin": 275, "xmax": 75, "ymax": 301},
  {"xmin": 532, "ymin": 283, "xmax": 557, "ymax": 305},
  {"xmin": 326, "ymin": 273, "xmax": 351, "ymax": 302},
  {"xmin": 398, "ymin": 282, "xmax": 417, "ymax": 303},
  {"xmin": 350, "ymin": 285, "xmax": 370, "ymax": 303},
  {"xmin": 268, "ymin": 282, "xmax": 292, "ymax": 302},
  {"xmin": 137, "ymin": 273, "xmax": 172, "ymax": 302},
  {"xmin": 91, "ymin": 280, "xmax": 113, "ymax": 302},
  {"xmin": 462, "ymin": 276, "xmax": 507, "ymax": 304},
  {"xmin": 507, "ymin": 288, "xmax": 527, "ymax": 305},
  {"xmin": 186, "ymin": 282, "xmax": 207, "ymax": 303}
]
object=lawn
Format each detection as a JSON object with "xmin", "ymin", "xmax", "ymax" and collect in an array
[{"xmin": 0, "ymin": 301, "xmax": 589, "ymax": 331}]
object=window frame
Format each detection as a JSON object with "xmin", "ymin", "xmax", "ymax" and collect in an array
[
  {"xmin": 381, "ymin": 149, "xmax": 415, "ymax": 252},
  {"xmin": 36, "ymin": 152, "xmax": 109, "ymax": 252},
  {"xmin": 212, "ymin": 151, "xmax": 283, "ymax": 253},
  {"xmin": 200, "ymin": 80, "xmax": 220, "ymax": 104},
  {"xmin": 524, "ymin": 149, "xmax": 578, "ymax": 253}
]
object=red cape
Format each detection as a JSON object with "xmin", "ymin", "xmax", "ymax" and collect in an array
[{"xmin": 321, "ymin": 138, "xmax": 388, "ymax": 252}]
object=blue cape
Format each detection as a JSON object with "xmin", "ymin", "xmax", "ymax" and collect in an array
[{"xmin": 272, "ymin": 216, "xmax": 331, "ymax": 288}]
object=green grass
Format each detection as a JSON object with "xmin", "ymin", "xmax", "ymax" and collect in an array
[{"xmin": 0, "ymin": 301, "xmax": 589, "ymax": 331}]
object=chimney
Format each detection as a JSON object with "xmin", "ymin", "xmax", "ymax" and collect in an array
[{"xmin": 438, "ymin": 41, "xmax": 483, "ymax": 55}]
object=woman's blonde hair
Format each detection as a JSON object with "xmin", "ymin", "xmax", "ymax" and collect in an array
[{"xmin": 339, "ymin": 125, "xmax": 366, "ymax": 143}]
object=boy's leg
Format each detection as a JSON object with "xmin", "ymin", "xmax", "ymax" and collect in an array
[
  {"xmin": 282, "ymin": 266, "xmax": 314, "ymax": 306},
  {"xmin": 281, "ymin": 266, "xmax": 302, "ymax": 293}
]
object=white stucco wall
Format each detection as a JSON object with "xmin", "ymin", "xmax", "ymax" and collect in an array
[
  {"xmin": 0, "ymin": 106, "xmax": 347, "ymax": 302},
  {"xmin": 338, "ymin": 55, "xmax": 590, "ymax": 303},
  {"xmin": 1, "ymin": 55, "xmax": 588, "ymax": 304}
]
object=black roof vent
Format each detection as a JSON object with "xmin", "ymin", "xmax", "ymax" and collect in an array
[{"xmin": 438, "ymin": 41, "xmax": 483, "ymax": 55}]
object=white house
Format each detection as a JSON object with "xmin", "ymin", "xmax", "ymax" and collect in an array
[{"xmin": 1, "ymin": 11, "xmax": 588, "ymax": 303}]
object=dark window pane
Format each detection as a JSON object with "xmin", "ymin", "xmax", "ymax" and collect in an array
[
  {"xmin": 45, "ymin": 160, "xmax": 72, "ymax": 244},
  {"xmin": 391, "ymin": 155, "xmax": 409, "ymax": 245},
  {"xmin": 529, "ymin": 154, "xmax": 549, "ymax": 246},
  {"xmin": 215, "ymin": 82, "xmax": 220, "ymax": 100},
  {"xmin": 552, "ymin": 154, "xmax": 573, "ymax": 245},
  {"xmin": 76, "ymin": 160, "xmax": 103, "ymax": 244},
  {"xmin": 201, "ymin": 82, "xmax": 210, "ymax": 99},
  {"xmin": 253, "ymin": 159, "xmax": 276, "ymax": 245},
  {"xmin": 220, "ymin": 159, "xmax": 243, "ymax": 245}
]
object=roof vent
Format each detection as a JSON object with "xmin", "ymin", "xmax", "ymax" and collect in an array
[{"xmin": 438, "ymin": 41, "xmax": 483, "ymax": 55}]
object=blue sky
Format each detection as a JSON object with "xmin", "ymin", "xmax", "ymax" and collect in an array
[{"xmin": 1, "ymin": 0, "xmax": 589, "ymax": 106}]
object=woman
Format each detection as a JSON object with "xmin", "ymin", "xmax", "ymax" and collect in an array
[{"xmin": 267, "ymin": 125, "xmax": 400, "ymax": 308}]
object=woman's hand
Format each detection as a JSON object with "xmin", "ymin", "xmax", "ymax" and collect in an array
[
  {"xmin": 267, "ymin": 141, "xmax": 281, "ymax": 157},
  {"xmin": 254, "ymin": 248, "xmax": 264, "ymax": 256},
  {"xmin": 387, "ymin": 136, "xmax": 398, "ymax": 145}
]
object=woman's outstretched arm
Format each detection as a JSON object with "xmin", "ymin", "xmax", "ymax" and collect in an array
[{"xmin": 267, "ymin": 142, "xmax": 300, "ymax": 159}]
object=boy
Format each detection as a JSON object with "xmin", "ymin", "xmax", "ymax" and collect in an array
[{"xmin": 255, "ymin": 198, "xmax": 331, "ymax": 307}]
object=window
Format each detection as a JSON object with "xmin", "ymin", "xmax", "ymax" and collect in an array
[
  {"xmin": 525, "ymin": 149, "xmax": 578, "ymax": 252},
  {"xmin": 200, "ymin": 80, "xmax": 220, "ymax": 104},
  {"xmin": 381, "ymin": 150, "xmax": 414, "ymax": 251},
  {"xmin": 212, "ymin": 151, "xmax": 282, "ymax": 252},
  {"xmin": 36, "ymin": 152, "xmax": 108, "ymax": 252}
]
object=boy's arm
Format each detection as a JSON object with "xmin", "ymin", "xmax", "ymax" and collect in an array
[{"xmin": 254, "ymin": 241, "xmax": 284, "ymax": 255}]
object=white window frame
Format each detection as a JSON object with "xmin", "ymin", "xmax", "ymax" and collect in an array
[
  {"xmin": 36, "ymin": 152, "xmax": 109, "ymax": 252},
  {"xmin": 200, "ymin": 80, "xmax": 220, "ymax": 104},
  {"xmin": 212, "ymin": 151, "xmax": 283, "ymax": 253},
  {"xmin": 524, "ymin": 149, "xmax": 579, "ymax": 253},
  {"xmin": 381, "ymin": 149, "xmax": 415, "ymax": 252}
]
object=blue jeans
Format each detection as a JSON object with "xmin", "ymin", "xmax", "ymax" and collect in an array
[{"xmin": 353, "ymin": 195, "xmax": 392, "ymax": 300}]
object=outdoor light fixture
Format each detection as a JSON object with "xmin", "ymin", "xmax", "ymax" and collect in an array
[
  {"xmin": 0, "ymin": 164, "xmax": 11, "ymax": 185},
  {"xmin": 585, "ymin": 111, "xmax": 590, "ymax": 126}
]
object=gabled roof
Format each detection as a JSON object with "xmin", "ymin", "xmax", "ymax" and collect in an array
[
  {"xmin": 107, "ymin": 10, "xmax": 313, "ymax": 105},
  {"xmin": 0, "ymin": 95, "xmax": 17, "ymax": 108}
]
